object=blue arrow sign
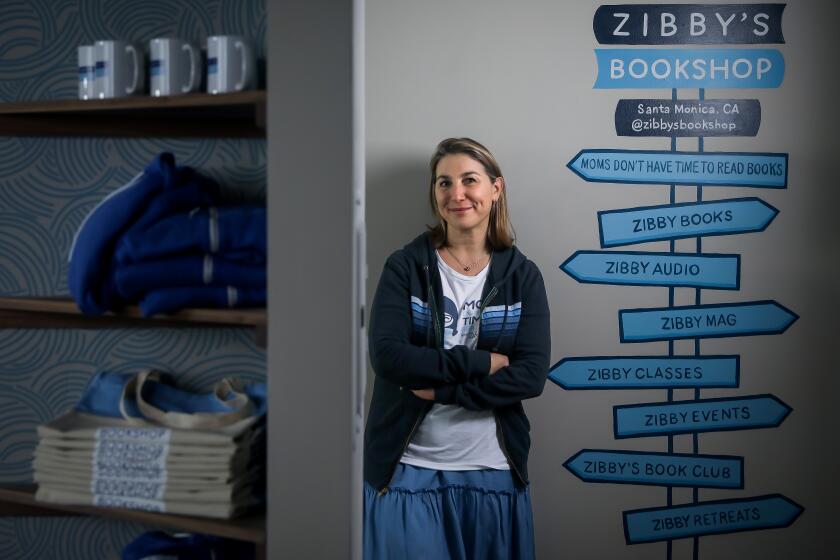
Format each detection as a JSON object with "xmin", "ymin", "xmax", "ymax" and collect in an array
[
  {"xmin": 613, "ymin": 394, "xmax": 791, "ymax": 438},
  {"xmin": 561, "ymin": 251, "xmax": 739, "ymax": 289},
  {"xmin": 623, "ymin": 494, "xmax": 803, "ymax": 544},
  {"xmin": 619, "ymin": 300, "xmax": 798, "ymax": 342},
  {"xmin": 567, "ymin": 149, "xmax": 787, "ymax": 188},
  {"xmin": 564, "ymin": 449, "xmax": 743, "ymax": 489},
  {"xmin": 594, "ymin": 49, "xmax": 785, "ymax": 89},
  {"xmin": 598, "ymin": 198, "xmax": 778, "ymax": 248},
  {"xmin": 549, "ymin": 355, "xmax": 739, "ymax": 390}
]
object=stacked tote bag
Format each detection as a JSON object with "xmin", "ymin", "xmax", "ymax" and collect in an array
[{"xmin": 33, "ymin": 370, "xmax": 266, "ymax": 519}]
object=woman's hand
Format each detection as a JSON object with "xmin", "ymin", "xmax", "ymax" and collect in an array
[
  {"xmin": 411, "ymin": 388, "xmax": 435, "ymax": 400},
  {"xmin": 489, "ymin": 352, "xmax": 509, "ymax": 375}
]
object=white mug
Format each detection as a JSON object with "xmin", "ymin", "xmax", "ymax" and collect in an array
[
  {"xmin": 206, "ymin": 35, "xmax": 256, "ymax": 94},
  {"xmin": 77, "ymin": 45, "xmax": 95, "ymax": 100},
  {"xmin": 94, "ymin": 40, "xmax": 144, "ymax": 99},
  {"xmin": 149, "ymin": 38, "xmax": 201, "ymax": 97}
]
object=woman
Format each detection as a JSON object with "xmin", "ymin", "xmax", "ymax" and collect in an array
[{"xmin": 364, "ymin": 138, "xmax": 551, "ymax": 559}]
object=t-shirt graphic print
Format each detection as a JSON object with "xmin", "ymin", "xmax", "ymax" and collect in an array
[{"xmin": 400, "ymin": 252, "xmax": 509, "ymax": 471}]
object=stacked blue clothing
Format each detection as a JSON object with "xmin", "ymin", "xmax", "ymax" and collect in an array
[{"xmin": 68, "ymin": 153, "xmax": 266, "ymax": 316}]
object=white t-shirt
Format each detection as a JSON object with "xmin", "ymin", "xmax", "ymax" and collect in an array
[{"xmin": 400, "ymin": 252, "xmax": 509, "ymax": 471}]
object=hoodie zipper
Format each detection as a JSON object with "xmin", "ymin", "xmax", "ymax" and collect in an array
[
  {"xmin": 378, "ymin": 405, "xmax": 428, "ymax": 496},
  {"xmin": 494, "ymin": 413, "xmax": 526, "ymax": 486},
  {"xmin": 492, "ymin": 302, "xmax": 508, "ymax": 351},
  {"xmin": 380, "ymin": 265, "xmax": 439, "ymax": 495},
  {"xmin": 478, "ymin": 285, "xmax": 525, "ymax": 485},
  {"xmin": 478, "ymin": 286, "xmax": 498, "ymax": 318},
  {"xmin": 423, "ymin": 266, "xmax": 433, "ymax": 345},
  {"xmin": 424, "ymin": 265, "xmax": 442, "ymax": 347}
]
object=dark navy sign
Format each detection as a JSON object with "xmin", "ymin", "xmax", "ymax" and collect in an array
[
  {"xmin": 565, "ymin": 449, "xmax": 743, "ymax": 489},
  {"xmin": 561, "ymin": 251, "xmax": 739, "ymax": 289},
  {"xmin": 619, "ymin": 300, "xmax": 798, "ymax": 342},
  {"xmin": 594, "ymin": 49, "xmax": 784, "ymax": 89},
  {"xmin": 598, "ymin": 198, "xmax": 778, "ymax": 247},
  {"xmin": 623, "ymin": 494, "xmax": 803, "ymax": 544},
  {"xmin": 568, "ymin": 149, "xmax": 787, "ymax": 188},
  {"xmin": 615, "ymin": 99, "xmax": 761, "ymax": 137},
  {"xmin": 594, "ymin": 4, "xmax": 786, "ymax": 45},
  {"xmin": 613, "ymin": 394, "xmax": 791, "ymax": 438},
  {"xmin": 549, "ymin": 355, "xmax": 739, "ymax": 390}
]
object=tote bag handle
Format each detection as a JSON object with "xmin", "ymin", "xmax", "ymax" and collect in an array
[{"xmin": 120, "ymin": 369, "xmax": 255, "ymax": 430}]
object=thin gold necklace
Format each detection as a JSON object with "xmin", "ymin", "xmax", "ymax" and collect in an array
[{"xmin": 444, "ymin": 246, "xmax": 489, "ymax": 272}]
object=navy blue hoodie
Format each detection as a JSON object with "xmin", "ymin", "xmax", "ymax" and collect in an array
[{"xmin": 365, "ymin": 232, "xmax": 551, "ymax": 491}]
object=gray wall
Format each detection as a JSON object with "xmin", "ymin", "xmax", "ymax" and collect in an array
[
  {"xmin": 267, "ymin": 0, "xmax": 363, "ymax": 557},
  {"xmin": 366, "ymin": 0, "xmax": 839, "ymax": 558}
]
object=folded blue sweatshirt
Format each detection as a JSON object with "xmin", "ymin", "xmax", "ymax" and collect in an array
[
  {"xmin": 114, "ymin": 206, "xmax": 266, "ymax": 265},
  {"xmin": 113, "ymin": 255, "xmax": 266, "ymax": 300},
  {"xmin": 68, "ymin": 153, "xmax": 218, "ymax": 315},
  {"xmin": 117, "ymin": 181, "xmax": 219, "ymax": 255},
  {"xmin": 139, "ymin": 286, "xmax": 266, "ymax": 317}
]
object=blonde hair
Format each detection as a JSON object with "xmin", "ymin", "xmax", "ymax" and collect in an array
[{"xmin": 427, "ymin": 137, "xmax": 514, "ymax": 250}]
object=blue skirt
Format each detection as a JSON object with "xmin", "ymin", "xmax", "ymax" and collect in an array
[{"xmin": 364, "ymin": 464, "xmax": 535, "ymax": 560}]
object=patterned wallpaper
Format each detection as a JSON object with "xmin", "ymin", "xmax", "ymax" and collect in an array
[{"xmin": 0, "ymin": 1, "xmax": 266, "ymax": 558}]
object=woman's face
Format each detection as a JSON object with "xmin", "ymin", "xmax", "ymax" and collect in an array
[{"xmin": 434, "ymin": 153, "xmax": 502, "ymax": 237}]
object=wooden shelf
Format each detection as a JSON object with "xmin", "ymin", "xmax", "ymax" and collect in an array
[
  {"xmin": 0, "ymin": 485, "xmax": 265, "ymax": 544},
  {"xmin": 0, "ymin": 297, "xmax": 266, "ymax": 346},
  {"xmin": 0, "ymin": 91, "xmax": 266, "ymax": 138}
]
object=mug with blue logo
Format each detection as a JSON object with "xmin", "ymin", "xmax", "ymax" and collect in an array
[
  {"xmin": 206, "ymin": 35, "xmax": 256, "ymax": 94},
  {"xmin": 77, "ymin": 45, "xmax": 95, "ymax": 100},
  {"xmin": 149, "ymin": 38, "xmax": 201, "ymax": 97},
  {"xmin": 93, "ymin": 40, "xmax": 144, "ymax": 99}
]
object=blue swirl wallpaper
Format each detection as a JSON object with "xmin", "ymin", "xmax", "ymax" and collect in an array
[{"xmin": 0, "ymin": 1, "xmax": 266, "ymax": 558}]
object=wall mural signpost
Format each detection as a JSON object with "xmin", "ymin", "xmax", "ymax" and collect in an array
[
  {"xmin": 564, "ymin": 449, "xmax": 743, "ymax": 489},
  {"xmin": 550, "ymin": 355, "xmax": 739, "ymax": 390},
  {"xmin": 561, "ymin": 250, "xmax": 740, "ymax": 289},
  {"xmin": 552, "ymin": 4, "xmax": 803, "ymax": 557},
  {"xmin": 593, "ymin": 48, "xmax": 785, "ymax": 89},
  {"xmin": 598, "ymin": 198, "xmax": 779, "ymax": 247},
  {"xmin": 592, "ymin": 4, "xmax": 786, "ymax": 45},
  {"xmin": 613, "ymin": 394, "xmax": 791, "ymax": 438},
  {"xmin": 615, "ymin": 99, "xmax": 761, "ymax": 137},
  {"xmin": 567, "ymin": 149, "xmax": 788, "ymax": 188},
  {"xmin": 619, "ymin": 300, "xmax": 797, "ymax": 342},
  {"xmin": 623, "ymin": 495, "xmax": 803, "ymax": 544}
]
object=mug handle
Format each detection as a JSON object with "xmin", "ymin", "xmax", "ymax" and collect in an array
[
  {"xmin": 182, "ymin": 43, "xmax": 198, "ymax": 93},
  {"xmin": 234, "ymin": 39, "xmax": 252, "ymax": 91},
  {"xmin": 126, "ymin": 44, "xmax": 139, "ymax": 94}
]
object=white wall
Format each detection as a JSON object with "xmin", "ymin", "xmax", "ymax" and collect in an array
[{"xmin": 366, "ymin": 1, "xmax": 839, "ymax": 557}]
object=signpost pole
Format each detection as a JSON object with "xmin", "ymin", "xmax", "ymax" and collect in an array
[
  {"xmin": 692, "ymin": 86, "xmax": 705, "ymax": 560},
  {"xmin": 666, "ymin": 86, "xmax": 677, "ymax": 560}
]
